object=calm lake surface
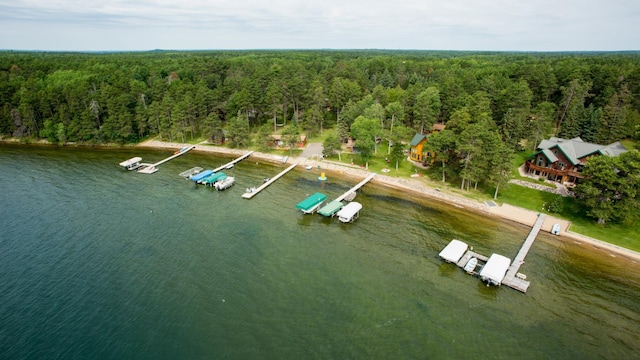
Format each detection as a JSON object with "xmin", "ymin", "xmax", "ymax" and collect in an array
[{"xmin": 1, "ymin": 144, "xmax": 639, "ymax": 359}]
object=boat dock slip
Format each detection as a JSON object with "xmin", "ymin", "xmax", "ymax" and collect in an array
[
  {"xmin": 179, "ymin": 167, "xmax": 203, "ymax": 179},
  {"xmin": 119, "ymin": 157, "xmax": 143, "ymax": 170},
  {"xmin": 190, "ymin": 169, "xmax": 214, "ymax": 182},
  {"xmin": 212, "ymin": 151, "xmax": 254, "ymax": 173},
  {"xmin": 241, "ymin": 162, "xmax": 298, "ymax": 199},
  {"xmin": 337, "ymin": 201, "xmax": 363, "ymax": 223},
  {"xmin": 295, "ymin": 192, "xmax": 328, "ymax": 214},
  {"xmin": 318, "ymin": 200, "xmax": 344, "ymax": 217},
  {"xmin": 201, "ymin": 172, "xmax": 227, "ymax": 186},
  {"xmin": 501, "ymin": 213, "xmax": 547, "ymax": 292},
  {"xmin": 334, "ymin": 173, "xmax": 376, "ymax": 202},
  {"xmin": 439, "ymin": 213, "xmax": 546, "ymax": 293}
]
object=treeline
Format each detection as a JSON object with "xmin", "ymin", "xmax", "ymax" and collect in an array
[{"xmin": 1, "ymin": 50, "xmax": 640, "ymax": 148}]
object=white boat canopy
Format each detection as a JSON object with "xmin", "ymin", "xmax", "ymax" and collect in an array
[
  {"xmin": 337, "ymin": 201, "xmax": 362, "ymax": 223},
  {"xmin": 438, "ymin": 239, "xmax": 468, "ymax": 263},
  {"xmin": 479, "ymin": 253, "xmax": 511, "ymax": 285},
  {"xmin": 119, "ymin": 157, "xmax": 142, "ymax": 168}
]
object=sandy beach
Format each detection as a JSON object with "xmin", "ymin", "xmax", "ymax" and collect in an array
[{"xmin": 137, "ymin": 139, "xmax": 640, "ymax": 263}]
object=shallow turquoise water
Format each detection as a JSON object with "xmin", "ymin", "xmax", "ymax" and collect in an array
[{"xmin": 0, "ymin": 144, "xmax": 639, "ymax": 359}]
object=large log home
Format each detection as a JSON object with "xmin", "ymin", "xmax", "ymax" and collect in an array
[{"xmin": 524, "ymin": 137, "xmax": 627, "ymax": 186}]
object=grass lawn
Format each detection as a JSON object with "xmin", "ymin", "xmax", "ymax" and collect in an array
[{"xmin": 496, "ymin": 183, "xmax": 640, "ymax": 252}]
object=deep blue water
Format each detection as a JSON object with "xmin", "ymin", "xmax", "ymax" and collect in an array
[{"xmin": 0, "ymin": 144, "xmax": 639, "ymax": 359}]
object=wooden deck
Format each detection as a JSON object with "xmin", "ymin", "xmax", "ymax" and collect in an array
[{"xmin": 241, "ymin": 162, "xmax": 299, "ymax": 199}]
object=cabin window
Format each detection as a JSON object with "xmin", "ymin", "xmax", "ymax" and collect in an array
[{"xmin": 537, "ymin": 156, "xmax": 544, "ymax": 167}]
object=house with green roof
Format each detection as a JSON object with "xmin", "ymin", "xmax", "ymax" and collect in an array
[
  {"xmin": 409, "ymin": 133, "xmax": 429, "ymax": 163},
  {"xmin": 524, "ymin": 137, "xmax": 627, "ymax": 185},
  {"xmin": 409, "ymin": 124, "xmax": 446, "ymax": 164}
]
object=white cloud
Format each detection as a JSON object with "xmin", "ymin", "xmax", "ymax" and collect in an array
[{"xmin": 0, "ymin": 0, "xmax": 639, "ymax": 50}]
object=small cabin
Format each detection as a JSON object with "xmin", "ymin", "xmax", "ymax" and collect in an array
[{"xmin": 409, "ymin": 124, "xmax": 446, "ymax": 164}]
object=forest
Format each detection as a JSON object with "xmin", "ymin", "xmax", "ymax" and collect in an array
[{"xmin": 1, "ymin": 50, "xmax": 639, "ymax": 226}]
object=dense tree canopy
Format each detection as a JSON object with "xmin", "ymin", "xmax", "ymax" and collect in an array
[
  {"xmin": 2, "ymin": 50, "xmax": 639, "ymax": 225},
  {"xmin": 574, "ymin": 151, "xmax": 640, "ymax": 225},
  {"xmin": 2, "ymin": 50, "xmax": 640, "ymax": 147}
]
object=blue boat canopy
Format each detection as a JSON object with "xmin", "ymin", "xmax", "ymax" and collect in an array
[{"xmin": 190, "ymin": 169, "xmax": 214, "ymax": 182}]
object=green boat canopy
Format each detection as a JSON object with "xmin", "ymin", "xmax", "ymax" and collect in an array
[
  {"xmin": 318, "ymin": 200, "xmax": 344, "ymax": 217},
  {"xmin": 295, "ymin": 192, "xmax": 327, "ymax": 212}
]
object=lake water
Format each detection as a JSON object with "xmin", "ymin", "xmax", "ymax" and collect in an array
[{"xmin": 1, "ymin": 144, "xmax": 639, "ymax": 359}]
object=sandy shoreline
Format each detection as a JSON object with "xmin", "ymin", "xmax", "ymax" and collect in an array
[{"xmin": 137, "ymin": 139, "xmax": 640, "ymax": 263}]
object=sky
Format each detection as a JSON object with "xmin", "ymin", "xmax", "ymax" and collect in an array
[{"xmin": 0, "ymin": 0, "xmax": 639, "ymax": 52}]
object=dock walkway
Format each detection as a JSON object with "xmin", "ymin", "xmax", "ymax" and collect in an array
[
  {"xmin": 317, "ymin": 172, "xmax": 376, "ymax": 217},
  {"xmin": 242, "ymin": 162, "xmax": 299, "ymax": 199},
  {"xmin": 213, "ymin": 151, "xmax": 254, "ymax": 172},
  {"xmin": 152, "ymin": 146, "xmax": 195, "ymax": 167},
  {"xmin": 137, "ymin": 146, "xmax": 196, "ymax": 174},
  {"xmin": 335, "ymin": 173, "xmax": 376, "ymax": 202},
  {"xmin": 501, "ymin": 213, "xmax": 546, "ymax": 292}
]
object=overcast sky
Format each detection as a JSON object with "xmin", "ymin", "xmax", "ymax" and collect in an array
[{"xmin": 1, "ymin": 0, "xmax": 638, "ymax": 51}]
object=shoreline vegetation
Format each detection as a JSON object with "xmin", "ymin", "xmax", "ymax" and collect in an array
[
  {"xmin": 2, "ymin": 136, "xmax": 638, "ymax": 263},
  {"xmin": 131, "ymin": 138, "xmax": 640, "ymax": 263}
]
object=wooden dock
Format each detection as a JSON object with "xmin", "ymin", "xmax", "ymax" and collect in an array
[
  {"xmin": 445, "ymin": 213, "xmax": 546, "ymax": 293},
  {"xmin": 501, "ymin": 213, "xmax": 546, "ymax": 292},
  {"xmin": 334, "ymin": 173, "xmax": 376, "ymax": 202},
  {"xmin": 241, "ymin": 162, "xmax": 299, "ymax": 199},
  {"xmin": 137, "ymin": 146, "xmax": 196, "ymax": 174},
  {"xmin": 317, "ymin": 172, "xmax": 377, "ymax": 217},
  {"xmin": 212, "ymin": 151, "xmax": 254, "ymax": 172}
]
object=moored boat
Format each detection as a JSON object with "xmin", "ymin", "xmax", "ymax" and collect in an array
[
  {"xmin": 119, "ymin": 157, "xmax": 143, "ymax": 170},
  {"xmin": 295, "ymin": 192, "xmax": 327, "ymax": 214},
  {"xmin": 336, "ymin": 201, "xmax": 362, "ymax": 223},
  {"xmin": 215, "ymin": 176, "xmax": 235, "ymax": 190},
  {"xmin": 464, "ymin": 257, "xmax": 478, "ymax": 273},
  {"xmin": 479, "ymin": 254, "xmax": 511, "ymax": 286}
]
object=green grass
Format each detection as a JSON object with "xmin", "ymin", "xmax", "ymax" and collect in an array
[
  {"xmin": 495, "ymin": 183, "xmax": 640, "ymax": 252},
  {"xmin": 620, "ymin": 138, "xmax": 639, "ymax": 151},
  {"xmin": 568, "ymin": 219, "xmax": 640, "ymax": 251}
]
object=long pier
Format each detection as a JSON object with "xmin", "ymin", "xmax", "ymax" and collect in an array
[
  {"xmin": 318, "ymin": 172, "xmax": 377, "ymax": 217},
  {"xmin": 335, "ymin": 173, "xmax": 376, "ymax": 202},
  {"xmin": 138, "ymin": 146, "xmax": 196, "ymax": 174},
  {"xmin": 501, "ymin": 213, "xmax": 546, "ymax": 292},
  {"xmin": 212, "ymin": 151, "xmax": 254, "ymax": 172},
  {"xmin": 241, "ymin": 162, "xmax": 299, "ymax": 199}
]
